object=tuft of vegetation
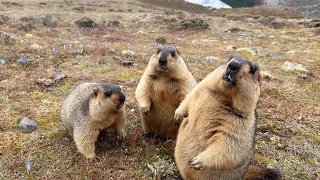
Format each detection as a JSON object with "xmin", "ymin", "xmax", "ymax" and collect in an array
[
  {"xmin": 171, "ymin": 18, "xmax": 209, "ymax": 30},
  {"xmin": 74, "ymin": 17, "xmax": 96, "ymax": 28}
]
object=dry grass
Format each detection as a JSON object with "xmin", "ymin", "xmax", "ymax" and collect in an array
[{"xmin": 0, "ymin": 0, "xmax": 319, "ymax": 179}]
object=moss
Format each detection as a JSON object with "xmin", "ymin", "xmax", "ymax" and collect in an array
[{"xmin": 72, "ymin": 63, "xmax": 87, "ymax": 69}]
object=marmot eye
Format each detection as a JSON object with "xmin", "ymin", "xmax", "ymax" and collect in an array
[
  {"xmin": 229, "ymin": 64, "xmax": 238, "ymax": 71},
  {"xmin": 104, "ymin": 91, "xmax": 112, "ymax": 97},
  {"xmin": 170, "ymin": 51, "xmax": 176, "ymax": 57}
]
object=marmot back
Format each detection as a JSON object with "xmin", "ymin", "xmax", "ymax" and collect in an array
[
  {"xmin": 135, "ymin": 45, "xmax": 197, "ymax": 139},
  {"xmin": 60, "ymin": 82, "xmax": 126, "ymax": 158},
  {"xmin": 174, "ymin": 56, "xmax": 280, "ymax": 180}
]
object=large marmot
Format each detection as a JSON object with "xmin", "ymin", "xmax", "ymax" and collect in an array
[
  {"xmin": 174, "ymin": 56, "xmax": 280, "ymax": 180},
  {"xmin": 61, "ymin": 82, "xmax": 126, "ymax": 158},
  {"xmin": 135, "ymin": 45, "xmax": 197, "ymax": 139}
]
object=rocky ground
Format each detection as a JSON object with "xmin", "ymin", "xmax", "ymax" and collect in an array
[
  {"xmin": 0, "ymin": 0, "xmax": 319, "ymax": 179},
  {"xmin": 263, "ymin": 0, "xmax": 320, "ymax": 18}
]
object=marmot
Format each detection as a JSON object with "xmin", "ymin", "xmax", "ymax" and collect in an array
[
  {"xmin": 60, "ymin": 82, "xmax": 126, "ymax": 159},
  {"xmin": 174, "ymin": 56, "xmax": 280, "ymax": 180},
  {"xmin": 135, "ymin": 45, "xmax": 197, "ymax": 139}
]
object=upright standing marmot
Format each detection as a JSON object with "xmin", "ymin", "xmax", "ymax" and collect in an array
[
  {"xmin": 174, "ymin": 56, "xmax": 280, "ymax": 180},
  {"xmin": 60, "ymin": 82, "xmax": 126, "ymax": 159},
  {"xmin": 135, "ymin": 45, "xmax": 197, "ymax": 139}
]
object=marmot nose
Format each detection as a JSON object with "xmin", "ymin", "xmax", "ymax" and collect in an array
[{"xmin": 117, "ymin": 93, "xmax": 125, "ymax": 108}]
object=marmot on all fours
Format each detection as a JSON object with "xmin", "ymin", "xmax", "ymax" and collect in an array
[
  {"xmin": 174, "ymin": 56, "xmax": 281, "ymax": 180},
  {"xmin": 135, "ymin": 45, "xmax": 197, "ymax": 139},
  {"xmin": 60, "ymin": 82, "xmax": 126, "ymax": 159}
]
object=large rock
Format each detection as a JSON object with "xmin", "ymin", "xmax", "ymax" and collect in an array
[{"xmin": 19, "ymin": 117, "xmax": 38, "ymax": 133}]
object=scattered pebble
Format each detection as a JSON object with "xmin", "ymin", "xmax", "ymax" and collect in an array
[
  {"xmin": 262, "ymin": 70, "xmax": 277, "ymax": 81},
  {"xmin": 287, "ymin": 50, "xmax": 296, "ymax": 54},
  {"xmin": 25, "ymin": 34, "xmax": 33, "ymax": 38},
  {"xmin": 130, "ymin": 109, "xmax": 135, "ymax": 112},
  {"xmin": 17, "ymin": 58, "xmax": 27, "ymax": 63},
  {"xmin": 297, "ymin": 73, "xmax": 310, "ymax": 79},
  {"xmin": 281, "ymin": 61, "xmax": 308, "ymax": 72},
  {"xmin": 121, "ymin": 50, "xmax": 136, "ymax": 57},
  {"xmin": 205, "ymin": 56, "xmax": 219, "ymax": 61},
  {"xmin": 120, "ymin": 59, "xmax": 134, "ymax": 67},
  {"xmin": 226, "ymin": 45, "xmax": 236, "ymax": 51},
  {"xmin": 31, "ymin": 43, "xmax": 42, "ymax": 50},
  {"xmin": 53, "ymin": 74, "xmax": 67, "ymax": 82},
  {"xmin": 9, "ymin": 34, "xmax": 17, "ymax": 39},
  {"xmin": 37, "ymin": 78, "xmax": 54, "ymax": 87},
  {"xmin": 19, "ymin": 117, "xmax": 38, "ymax": 133}
]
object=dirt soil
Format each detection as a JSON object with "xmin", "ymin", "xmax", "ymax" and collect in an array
[{"xmin": 0, "ymin": 0, "xmax": 319, "ymax": 179}]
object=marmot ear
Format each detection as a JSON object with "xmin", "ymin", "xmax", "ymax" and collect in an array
[
  {"xmin": 157, "ymin": 46, "xmax": 163, "ymax": 54},
  {"xmin": 175, "ymin": 46, "xmax": 180, "ymax": 55},
  {"xmin": 91, "ymin": 87, "xmax": 100, "ymax": 98}
]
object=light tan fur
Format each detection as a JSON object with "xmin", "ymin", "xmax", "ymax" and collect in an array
[
  {"xmin": 174, "ymin": 57, "xmax": 268, "ymax": 180},
  {"xmin": 135, "ymin": 46, "xmax": 197, "ymax": 139},
  {"xmin": 60, "ymin": 82, "xmax": 126, "ymax": 158}
]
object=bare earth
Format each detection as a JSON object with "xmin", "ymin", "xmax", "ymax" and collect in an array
[{"xmin": 0, "ymin": 0, "xmax": 319, "ymax": 179}]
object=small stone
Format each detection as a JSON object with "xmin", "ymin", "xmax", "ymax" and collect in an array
[
  {"xmin": 37, "ymin": 78, "xmax": 54, "ymax": 87},
  {"xmin": 226, "ymin": 45, "xmax": 236, "ymax": 51},
  {"xmin": 25, "ymin": 34, "xmax": 33, "ymax": 38},
  {"xmin": 113, "ymin": 56, "xmax": 121, "ymax": 61},
  {"xmin": 120, "ymin": 60, "xmax": 133, "ymax": 67},
  {"xmin": 53, "ymin": 74, "xmax": 66, "ymax": 82},
  {"xmin": 31, "ymin": 43, "xmax": 42, "ymax": 50},
  {"xmin": 262, "ymin": 71, "xmax": 277, "ymax": 81},
  {"xmin": 226, "ymin": 27, "xmax": 242, "ymax": 33},
  {"xmin": 297, "ymin": 73, "xmax": 309, "ymax": 79},
  {"xmin": 130, "ymin": 109, "xmax": 135, "ymax": 112},
  {"xmin": 121, "ymin": 50, "xmax": 136, "ymax": 57},
  {"xmin": 19, "ymin": 117, "xmax": 38, "ymax": 133},
  {"xmin": 17, "ymin": 58, "xmax": 27, "ymax": 63},
  {"xmin": 205, "ymin": 56, "xmax": 219, "ymax": 61},
  {"xmin": 287, "ymin": 50, "xmax": 296, "ymax": 54}
]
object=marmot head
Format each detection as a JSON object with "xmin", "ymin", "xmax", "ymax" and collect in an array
[
  {"xmin": 90, "ymin": 84, "xmax": 125, "ymax": 111},
  {"xmin": 222, "ymin": 56, "xmax": 262, "ymax": 87},
  {"xmin": 217, "ymin": 56, "xmax": 262, "ymax": 112},
  {"xmin": 155, "ymin": 45, "xmax": 180, "ymax": 72}
]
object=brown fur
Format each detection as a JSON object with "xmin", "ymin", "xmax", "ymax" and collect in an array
[
  {"xmin": 174, "ymin": 57, "xmax": 280, "ymax": 180},
  {"xmin": 135, "ymin": 45, "xmax": 197, "ymax": 139},
  {"xmin": 60, "ymin": 82, "xmax": 126, "ymax": 158}
]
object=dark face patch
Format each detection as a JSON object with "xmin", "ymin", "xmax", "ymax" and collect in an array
[
  {"xmin": 223, "ymin": 56, "xmax": 260, "ymax": 85},
  {"xmin": 156, "ymin": 45, "xmax": 177, "ymax": 71},
  {"xmin": 101, "ymin": 84, "xmax": 126, "ymax": 108}
]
